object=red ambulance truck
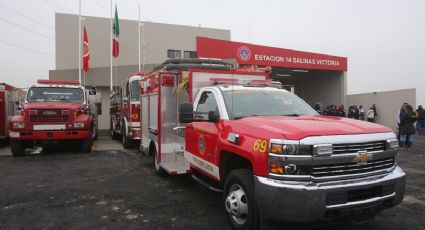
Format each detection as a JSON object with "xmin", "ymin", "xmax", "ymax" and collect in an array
[{"xmin": 140, "ymin": 59, "xmax": 405, "ymax": 229}]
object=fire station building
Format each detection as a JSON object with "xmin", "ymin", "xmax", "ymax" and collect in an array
[{"xmin": 50, "ymin": 13, "xmax": 347, "ymax": 132}]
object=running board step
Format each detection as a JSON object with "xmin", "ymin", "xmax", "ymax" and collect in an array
[{"xmin": 191, "ymin": 174, "xmax": 222, "ymax": 193}]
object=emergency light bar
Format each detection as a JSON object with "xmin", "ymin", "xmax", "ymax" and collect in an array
[
  {"xmin": 209, "ymin": 78, "xmax": 272, "ymax": 86},
  {"xmin": 37, "ymin": 80, "xmax": 80, "ymax": 86}
]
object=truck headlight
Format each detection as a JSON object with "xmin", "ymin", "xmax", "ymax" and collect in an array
[
  {"xmin": 269, "ymin": 141, "xmax": 311, "ymax": 155},
  {"xmin": 386, "ymin": 139, "xmax": 399, "ymax": 150},
  {"xmin": 13, "ymin": 122, "xmax": 25, "ymax": 129},
  {"xmin": 74, "ymin": 121, "xmax": 85, "ymax": 128}
]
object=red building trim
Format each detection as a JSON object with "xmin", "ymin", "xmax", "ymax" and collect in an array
[{"xmin": 196, "ymin": 37, "xmax": 347, "ymax": 71}]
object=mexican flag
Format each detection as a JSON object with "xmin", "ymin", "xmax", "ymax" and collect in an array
[
  {"xmin": 83, "ymin": 26, "xmax": 90, "ymax": 72},
  {"xmin": 112, "ymin": 5, "xmax": 120, "ymax": 58}
]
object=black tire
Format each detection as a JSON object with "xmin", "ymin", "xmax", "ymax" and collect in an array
[
  {"xmin": 92, "ymin": 123, "xmax": 98, "ymax": 141},
  {"xmin": 152, "ymin": 146, "xmax": 167, "ymax": 176},
  {"xmin": 223, "ymin": 169, "xmax": 260, "ymax": 230},
  {"xmin": 81, "ymin": 138, "xmax": 93, "ymax": 153},
  {"xmin": 11, "ymin": 140, "xmax": 25, "ymax": 156},
  {"xmin": 41, "ymin": 144, "xmax": 53, "ymax": 154},
  {"xmin": 122, "ymin": 126, "xmax": 132, "ymax": 149},
  {"xmin": 110, "ymin": 120, "xmax": 120, "ymax": 140}
]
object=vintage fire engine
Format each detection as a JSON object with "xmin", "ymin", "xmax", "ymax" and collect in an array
[
  {"xmin": 140, "ymin": 59, "xmax": 405, "ymax": 229},
  {"xmin": 0, "ymin": 83, "xmax": 21, "ymax": 142},
  {"xmin": 110, "ymin": 73, "xmax": 143, "ymax": 148},
  {"xmin": 8, "ymin": 80, "xmax": 100, "ymax": 156}
]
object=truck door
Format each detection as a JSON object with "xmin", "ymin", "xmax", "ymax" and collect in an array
[{"xmin": 185, "ymin": 90, "xmax": 221, "ymax": 180}]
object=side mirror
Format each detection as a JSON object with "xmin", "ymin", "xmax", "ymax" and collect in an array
[
  {"xmin": 208, "ymin": 111, "xmax": 220, "ymax": 122},
  {"xmin": 16, "ymin": 105, "xmax": 23, "ymax": 112},
  {"xmin": 179, "ymin": 102, "xmax": 194, "ymax": 123}
]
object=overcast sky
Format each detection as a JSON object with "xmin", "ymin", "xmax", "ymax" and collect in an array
[{"xmin": 1, "ymin": 0, "xmax": 424, "ymax": 105}]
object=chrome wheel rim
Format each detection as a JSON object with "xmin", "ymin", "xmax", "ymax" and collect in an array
[{"xmin": 225, "ymin": 184, "xmax": 248, "ymax": 225}]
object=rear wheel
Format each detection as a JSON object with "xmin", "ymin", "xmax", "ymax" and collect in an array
[
  {"xmin": 11, "ymin": 140, "xmax": 25, "ymax": 156},
  {"xmin": 153, "ymin": 147, "xmax": 167, "ymax": 176},
  {"xmin": 223, "ymin": 169, "xmax": 260, "ymax": 230},
  {"xmin": 81, "ymin": 138, "xmax": 93, "ymax": 153}
]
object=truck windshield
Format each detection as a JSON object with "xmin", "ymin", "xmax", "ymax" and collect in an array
[
  {"xmin": 130, "ymin": 80, "xmax": 140, "ymax": 101},
  {"xmin": 27, "ymin": 87, "xmax": 84, "ymax": 102},
  {"xmin": 222, "ymin": 89, "xmax": 318, "ymax": 119}
]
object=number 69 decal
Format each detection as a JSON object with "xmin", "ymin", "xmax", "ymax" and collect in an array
[{"xmin": 253, "ymin": 139, "xmax": 268, "ymax": 153}]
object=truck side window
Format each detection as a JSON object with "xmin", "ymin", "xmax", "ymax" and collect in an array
[{"xmin": 196, "ymin": 91, "xmax": 218, "ymax": 120}]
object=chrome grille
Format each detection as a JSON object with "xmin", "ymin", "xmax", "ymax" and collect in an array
[
  {"xmin": 312, "ymin": 157, "xmax": 395, "ymax": 178},
  {"xmin": 29, "ymin": 110, "xmax": 69, "ymax": 123},
  {"xmin": 332, "ymin": 141, "xmax": 386, "ymax": 155}
]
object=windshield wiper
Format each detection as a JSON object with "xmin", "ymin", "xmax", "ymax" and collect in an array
[
  {"xmin": 280, "ymin": 114, "xmax": 301, "ymax": 117},
  {"xmin": 233, "ymin": 114, "xmax": 262, "ymax": 120}
]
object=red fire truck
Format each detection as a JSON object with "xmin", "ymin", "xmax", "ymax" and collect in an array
[
  {"xmin": 110, "ymin": 73, "xmax": 143, "ymax": 148},
  {"xmin": 8, "ymin": 80, "xmax": 100, "ymax": 156},
  {"xmin": 140, "ymin": 59, "xmax": 405, "ymax": 229},
  {"xmin": 0, "ymin": 83, "xmax": 20, "ymax": 142}
]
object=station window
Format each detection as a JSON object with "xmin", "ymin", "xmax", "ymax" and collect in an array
[
  {"xmin": 167, "ymin": 49, "xmax": 181, "ymax": 59},
  {"xmin": 184, "ymin": 51, "xmax": 197, "ymax": 59}
]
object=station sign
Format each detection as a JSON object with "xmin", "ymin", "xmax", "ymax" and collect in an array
[{"xmin": 196, "ymin": 37, "xmax": 347, "ymax": 71}]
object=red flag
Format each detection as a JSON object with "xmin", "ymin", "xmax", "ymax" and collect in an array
[
  {"xmin": 112, "ymin": 5, "xmax": 120, "ymax": 58},
  {"xmin": 83, "ymin": 26, "xmax": 90, "ymax": 72}
]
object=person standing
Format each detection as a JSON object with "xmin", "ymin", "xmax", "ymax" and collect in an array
[
  {"xmin": 359, "ymin": 105, "xmax": 365, "ymax": 120},
  {"xmin": 353, "ymin": 105, "xmax": 360, "ymax": 120},
  {"xmin": 366, "ymin": 107, "xmax": 375, "ymax": 122},
  {"xmin": 399, "ymin": 104, "xmax": 417, "ymax": 149},
  {"xmin": 372, "ymin": 104, "xmax": 378, "ymax": 122},
  {"xmin": 397, "ymin": 103, "xmax": 408, "ymax": 144},
  {"xmin": 416, "ymin": 105, "xmax": 425, "ymax": 135}
]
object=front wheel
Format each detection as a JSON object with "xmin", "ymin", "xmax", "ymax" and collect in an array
[
  {"xmin": 110, "ymin": 119, "xmax": 120, "ymax": 140},
  {"xmin": 11, "ymin": 140, "xmax": 25, "ymax": 156},
  {"xmin": 223, "ymin": 169, "xmax": 260, "ymax": 230},
  {"xmin": 122, "ymin": 126, "xmax": 132, "ymax": 149},
  {"xmin": 81, "ymin": 138, "xmax": 93, "ymax": 153}
]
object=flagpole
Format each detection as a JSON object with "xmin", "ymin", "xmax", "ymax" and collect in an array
[
  {"xmin": 142, "ymin": 21, "xmax": 145, "ymax": 71},
  {"xmin": 138, "ymin": 4, "xmax": 141, "ymax": 72},
  {"xmin": 110, "ymin": 0, "xmax": 113, "ymax": 92},
  {"xmin": 78, "ymin": 0, "xmax": 82, "ymax": 84}
]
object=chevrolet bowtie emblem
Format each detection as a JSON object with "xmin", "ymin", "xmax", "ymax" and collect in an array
[{"xmin": 354, "ymin": 150, "xmax": 372, "ymax": 162}]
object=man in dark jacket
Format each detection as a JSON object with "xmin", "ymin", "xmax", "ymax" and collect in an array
[
  {"xmin": 416, "ymin": 105, "xmax": 425, "ymax": 135},
  {"xmin": 399, "ymin": 104, "xmax": 416, "ymax": 149}
]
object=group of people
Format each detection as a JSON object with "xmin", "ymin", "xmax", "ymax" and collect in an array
[
  {"xmin": 314, "ymin": 103, "xmax": 378, "ymax": 122},
  {"xmin": 397, "ymin": 103, "xmax": 425, "ymax": 149}
]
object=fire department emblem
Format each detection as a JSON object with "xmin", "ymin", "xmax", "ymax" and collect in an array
[
  {"xmin": 237, "ymin": 46, "xmax": 251, "ymax": 61},
  {"xmin": 198, "ymin": 135, "xmax": 206, "ymax": 155}
]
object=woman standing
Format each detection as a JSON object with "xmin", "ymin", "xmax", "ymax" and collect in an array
[
  {"xmin": 399, "ymin": 104, "xmax": 417, "ymax": 149},
  {"xmin": 366, "ymin": 107, "xmax": 375, "ymax": 122}
]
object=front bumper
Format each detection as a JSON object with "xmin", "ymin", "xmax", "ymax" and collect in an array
[
  {"xmin": 8, "ymin": 129, "xmax": 91, "ymax": 141},
  {"xmin": 254, "ymin": 166, "xmax": 406, "ymax": 223}
]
